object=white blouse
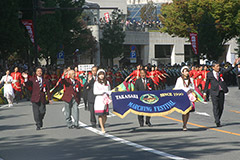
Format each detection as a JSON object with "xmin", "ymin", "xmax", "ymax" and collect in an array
[
  {"xmin": 174, "ymin": 77, "xmax": 195, "ymax": 93},
  {"xmin": 0, "ymin": 75, "xmax": 13, "ymax": 84}
]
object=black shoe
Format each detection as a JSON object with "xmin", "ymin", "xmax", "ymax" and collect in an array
[
  {"xmin": 140, "ymin": 124, "xmax": 144, "ymax": 127},
  {"xmin": 36, "ymin": 127, "xmax": 41, "ymax": 130},
  {"xmin": 68, "ymin": 125, "xmax": 75, "ymax": 129},
  {"xmin": 146, "ymin": 122, "xmax": 152, "ymax": 127},
  {"xmin": 40, "ymin": 122, "xmax": 43, "ymax": 128},
  {"xmin": 216, "ymin": 123, "xmax": 222, "ymax": 127},
  {"xmin": 74, "ymin": 126, "xmax": 81, "ymax": 129},
  {"xmin": 92, "ymin": 124, "xmax": 97, "ymax": 128}
]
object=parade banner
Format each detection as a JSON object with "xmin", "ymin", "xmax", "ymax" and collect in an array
[
  {"xmin": 190, "ymin": 33, "xmax": 199, "ymax": 55},
  {"xmin": 104, "ymin": 12, "xmax": 110, "ymax": 23},
  {"xmin": 112, "ymin": 90, "xmax": 192, "ymax": 118},
  {"xmin": 21, "ymin": 20, "xmax": 35, "ymax": 44}
]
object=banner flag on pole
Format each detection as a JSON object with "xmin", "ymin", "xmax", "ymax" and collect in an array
[{"xmin": 190, "ymin": 33, "xmax": 199, "ymax": 55}]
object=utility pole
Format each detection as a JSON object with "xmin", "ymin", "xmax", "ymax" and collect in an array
[{"xmin": 32, "ymin": 0, "xmax": 38, "ymax": 65}]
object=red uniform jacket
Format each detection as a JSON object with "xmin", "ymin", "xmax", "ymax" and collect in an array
[
  {"xmin": 11, "ymin": 72, "xmax": 23, "ymax": 92},
  {"xmin": 25, "ymin": 76, "xmax": 51, "ymax": 104},
  {"xmin": 61, "ymin": 78, "xmax": 81, "ymax": 104}
]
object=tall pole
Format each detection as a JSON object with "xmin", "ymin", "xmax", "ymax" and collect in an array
[{"xmin": 32, "ymin": 0, "xmax": 38, "ymax": 65}]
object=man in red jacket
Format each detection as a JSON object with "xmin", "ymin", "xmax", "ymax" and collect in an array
[
  {"xmin": 22, "ymin": 67, "xmax": 52, "ymax": 130},
  {"xmin": 61, "ymin": 70, "xmax": 81, "ymax": 129}
]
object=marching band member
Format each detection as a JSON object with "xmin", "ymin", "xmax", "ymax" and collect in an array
[
  {"xmin": 0, "ymin": 69, "xmax": 15, "ymax": 107},
  {"xmin": 125, "ymin": 65, "xmax": 141, "ymax": 83},
  {"xmin": 11, "ymin": 67, "xmax": 23, "ymax": 103},
  {"xmin": 106, "ymin": 67, "xmax": 114, "ymax": 87},
  {"xmin": 114, "ymin": 69, "xmax": 123, "ymax": 86}
]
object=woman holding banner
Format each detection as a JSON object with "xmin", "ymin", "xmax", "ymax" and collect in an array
[
  {"xmin": 93, "ymin": 69, "xmax": 111, "ymax": 134},
  {"xmin": 175, "ymin": 66, "xmax": 195, "ymax": 131}
]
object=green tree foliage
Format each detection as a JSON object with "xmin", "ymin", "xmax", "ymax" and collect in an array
[
  {"xmin": 100, "ymin": 10, "xmax": 125, "ymax": 66},
  {"xmin": 198, "ymin": 13, "xmax": 224, "ymax": 60},
  {"xmin": 159, "ymin": 0, "xmax": 240, "ymax": 61},
  {"xmin": 0, "ymin": 0, "xmax": 97, "ymax": 66},
  {"xmin": 140, "ymin": 1, "xmax": 157, "ymax": 22},
  {"xmin": 37, "ymin": 0, "xmax": 63, "ymax": 65},
  {"xmin": 0, "ymin": 0, "xmax": 28, "ymax": 60}
]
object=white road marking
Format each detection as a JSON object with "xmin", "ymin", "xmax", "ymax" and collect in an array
[
  {"xmin": 78, "ymin": 121, "xmax": 187, "ymax": 160},
  {"xmin": 0, "ymin": 104, "xmax": 9, "ymax": 109},
  {"xmin": 194, "ymin": 111, "xmax": 210, "ymax": 117}
]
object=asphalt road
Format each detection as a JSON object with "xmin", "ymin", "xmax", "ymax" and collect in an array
[{"xmin": 0, "ymin": 87, "xmax": 240, "ymax": 160}]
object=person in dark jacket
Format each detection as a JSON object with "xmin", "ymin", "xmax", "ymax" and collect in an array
[
  {"xmin": 203, "ymin": 61, "xmax": 232, "ymax": 127},
  {"xmin": 135, "ymin": 69, "xmax": 155, "ymax": 127},
  {"xmin": 84, "ymin": 66, "xmax": 98, "ymax": 128}
]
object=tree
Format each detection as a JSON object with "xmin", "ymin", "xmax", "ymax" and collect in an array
[
  {"xmin": 100, "ymin": 10, "xmax": 125, "ymax": 66},
  {"xmin": 159, "ymin": 0, "xmax": 240, "ymax": 61},
  {"xmin": 140, "ymin": 1, "xmax": 157, "ymax": 22},
  {"xmin": 0, "ymin": 0, "xmax": 28, "ymax": 62},
  {"xmin": 37, "ymin": 0, "xmax": 63, "ymax": 65},
  {"xmin": 198, "ymin": 13, "xmax": 224, "ymax": 60}
]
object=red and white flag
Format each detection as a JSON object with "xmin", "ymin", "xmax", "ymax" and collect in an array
[
  {"xmin": 104, "ymin": 12, "xmax": 110, "ymax": 23},
  {"xmin": 190, "ymin": 33, "xmax": 199, "ymax": 55},
  {"xmin": 21, "ymin": 20, "xmax": 35, "ymax": 44}
]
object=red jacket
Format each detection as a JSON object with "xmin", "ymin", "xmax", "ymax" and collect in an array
[
  {"xmin": 61, "ymin": 78, "xmax": 81, "ymax": 104},
  {"xmin": 25, "ymin": 76, "xmax": 51, "ymax": 104}
]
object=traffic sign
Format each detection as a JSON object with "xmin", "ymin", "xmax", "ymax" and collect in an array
[
  {"xmin": 130, "ymin": 50, "xmax": 136, "ymax": 58},
  {"xmin": 57, "ymin": 51, "xmax": 64, "ymax": 59},
  {"xmin": 130, "ymin": 45, "xmax": 136, "ymax": 51}
]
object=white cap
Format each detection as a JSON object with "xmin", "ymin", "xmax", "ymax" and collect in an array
[
  {"xmin": 97, "ymin": 69, "xmax": 105, "ymax": 75},
  {"xmin": 181, "ymin": 66, "xmax": 189, "ymax": 73}
]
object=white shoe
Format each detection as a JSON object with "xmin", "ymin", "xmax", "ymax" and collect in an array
[{"xmin": 9, "ymin": 104, "xmax": 13, "ymax": 107}]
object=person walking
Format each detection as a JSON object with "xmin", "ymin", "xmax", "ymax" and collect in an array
[
  {"xmin": 174, "ymin": 66, "xmax": 195, "ymax": 131},
  {"xmin": 61, "ymin": 70, "xmax": 81, "ymax": 129},
  {"xmin": 93, "ymin": 69, "xmax": 111, "ymax": 133},
  {"xmin": 0, "ymin": 70, "xmax": 15, "ymax": 107},
  {"xmin": 203, "ymin": 62, "xmax": 232, "ymax": 127},
  {"xmin": 135, "ymin": 69, "xmax": 154, "ymax": 127},
  {"xmin": 22, "ymin": 67, "xmax": 52, "ymax": 130},
  {"xmin": 85, "ymin": 66, "xmax": 98, "ymax": 128},
  {"xmin": 11, "ymin": 67, "xmax": 23, "ymax": 103}
]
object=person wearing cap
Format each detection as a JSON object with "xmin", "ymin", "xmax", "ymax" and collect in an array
[
  {"xmin": 93, "ymin": 69, "xmax": 111, "ymax": 133},
  {"xmin": 203, "ymin": 61, "xmax": 232, "ymax": 127},
  {"xmin": 175, "ymin": 66, "xmax": 195, "ymax": 131}
]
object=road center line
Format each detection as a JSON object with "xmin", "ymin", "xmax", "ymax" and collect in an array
[
  {"xmin": 78, "ymin": 121, "xmax": 187, "ymax": 160},
  {"xmin": 161, "ymin": 115, "xmax": 240, "ymax": 136},
  {"xmin": 229, "ymin": 110, "xmax": 240, "ymax": 114}
]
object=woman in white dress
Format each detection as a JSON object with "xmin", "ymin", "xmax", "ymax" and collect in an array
[
  {"xmin": 0, "ymin": 70, "xmax": 15, "ymax": 107},
  {"xmin": 93, "ymin": 69, "xmax": 111, "ymax": 133},
  {"xmin": 175, "ymin": 66, "xmax": 195, "ymax": 131}
]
